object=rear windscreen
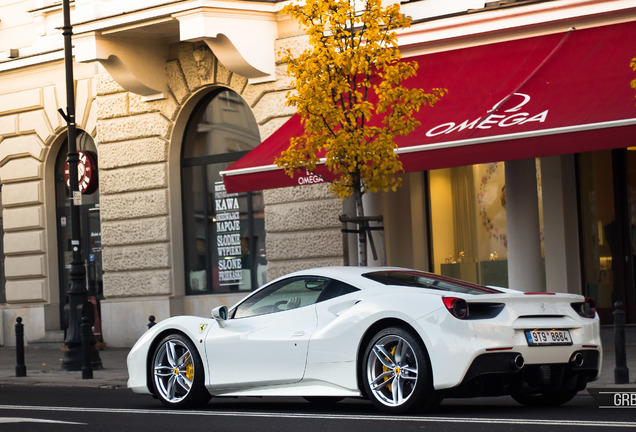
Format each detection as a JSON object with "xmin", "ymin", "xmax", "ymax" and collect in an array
[{"xmin": 363, "ymin": 271, "xmax": 501, "ymax": 295}]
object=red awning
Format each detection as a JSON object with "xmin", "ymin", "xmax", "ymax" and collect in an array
[{"xmin": 222, "ymin": 20, "xmax": 636, "ymax": 193}]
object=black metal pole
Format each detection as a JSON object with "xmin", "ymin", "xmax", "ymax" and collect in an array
[
  {"xmin": 15, "ymin": 317, "xmax": 26, "ymax": 377},
  {"xmin": 613, "ymin": 301, "xmax": 629, "ymax": 384},
  {"xmin": 61, "ymin": 0, "xmax": 101, "ymax": 371},
  {"xmin": 81, "ymin": 316, "xmax": 93, "ymax": 379}
]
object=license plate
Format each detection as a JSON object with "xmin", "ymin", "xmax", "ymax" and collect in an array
[{"xmin": 525, "ymin": 329, "xmax": 572, "ymax": 346}]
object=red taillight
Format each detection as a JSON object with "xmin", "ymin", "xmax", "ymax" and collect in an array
[
  {"xmin": 443, "ymin": 297, "xmax": 468, "ymax": 319},
  {"xmin": 574, "ymin": 297, "xmax": 596, "ymax": 318},
  {"xmin": 571, "ymin": 297, "xmax": 596, "ymax": 318}
]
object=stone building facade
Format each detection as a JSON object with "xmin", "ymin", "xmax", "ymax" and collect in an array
[
  {"xmin": 0, "ymin": 1, "xmax": 345, "ymax": 347},
  {"xmin": 1, "ymin": 0, "xmax": 636, "ymax": 347},
  {"xmin": 0, "ymin": 57, "xmax": 100, "ymax": 346},
  {"xmin": 93, "ymin": 45, "xmax": 344, "ymax": 346}
]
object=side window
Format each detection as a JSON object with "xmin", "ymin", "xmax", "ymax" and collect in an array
[
  {"xmin": 233, "ymin": 277, "xmax": 327, "ymax": 319},
  {"xmin": 317, "ymin": 280, "xmax": 359, "ymax": 302}
]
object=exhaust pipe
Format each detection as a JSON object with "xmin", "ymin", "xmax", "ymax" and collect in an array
[
  {"xmin": 570, "ymin": 352, "xmax": 584, "ymax": 367},
  {"xmin": 511, "ymin": 354, "xmax": 525, "ymax": 371}
]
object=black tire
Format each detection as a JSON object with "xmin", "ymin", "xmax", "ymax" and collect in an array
[
  {"xmin": 361, "ymin": 327, "xmax": 439, "ymax": 414},
  {"xmin": 511, "ymin": 389, "xmax": 578, "ymax": 407},
  {"xmin": 151, "ymin": 333, "xmax": 211, "ymax": 408}
]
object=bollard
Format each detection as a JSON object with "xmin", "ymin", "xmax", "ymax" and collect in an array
[
  {"xmin": 148, "ymin": 315, "xmax": 156, "ymax": 329},
  {"xmin": 15, "ymin": 317, "xmax": 27, "ymax": 377},
  {"xmin": 81, "ymin": 316, "xmax": 93, "ymax": 380},
  {"xmin": 614, "ymin": 301, "xmax": 629, "ymax": 384}
]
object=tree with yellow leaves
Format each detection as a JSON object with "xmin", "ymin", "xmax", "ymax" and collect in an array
[{"xmin": 276, "ymin": 0, "xmax": 445, "ymax": 265}]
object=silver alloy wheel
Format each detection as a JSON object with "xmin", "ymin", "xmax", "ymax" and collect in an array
[
  {"xmin": 365, "ymin": 334, "xmax": 419, "ymax": 407},
  {"xmin": 153, "ymin": 338, "xmax": 195, "ymax": 404}
]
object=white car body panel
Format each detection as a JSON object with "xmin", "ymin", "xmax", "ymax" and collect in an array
[
  {"xmin": 127, "ymin": 316, "xmax": 214, "ymax": 394},
  {"xmin": 127, "ymin": 266, "xmax": 602, "ymax": 404},
  {"xmin": 205, "ymin": 304, "xmax": 317, "ymax": 390},
  {"xmin": 416, "ymin": 294, "xmax": 602, "ymax": 389}
]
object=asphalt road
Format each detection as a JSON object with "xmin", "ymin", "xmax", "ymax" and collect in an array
[{"xmin": 0, "ymin": 385, "xmax": 635, "ymax": 432}]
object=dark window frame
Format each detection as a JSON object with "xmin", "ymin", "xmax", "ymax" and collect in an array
[{"xmin": 181, "ymin": 88, "xmax": 265, "ymax": 296}]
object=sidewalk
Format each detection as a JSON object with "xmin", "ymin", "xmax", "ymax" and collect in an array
[
  {"xmin": 0, "ymin": 335, "xmax": 634, "ymax": 390},
  {"xmin": 0, "ymin": 345, "xmax": 129, "ymax": 389}
]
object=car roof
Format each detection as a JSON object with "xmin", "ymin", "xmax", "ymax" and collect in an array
[
  {"xmin": 280, "ymin": 266, "xmax": 504, "ymax": 295},
  {"xmin": 288, "ymin": 266, "xmax": 403, "ymax": 277},
  {"xmin": 275, "ymin": 266, "xmax": 399, "ymax": 289},
  {"xmin": 286, "ymin": 266, "xmax": 406, "ymax": 280}
]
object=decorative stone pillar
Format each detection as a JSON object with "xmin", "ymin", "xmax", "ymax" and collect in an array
[
  {"xmin": 504, "ymin": 158, "xmax": 543, "ymax": 292},
  {"xmin": 540, "ymin": 155, "xmax": 582, "ymax": 294}
]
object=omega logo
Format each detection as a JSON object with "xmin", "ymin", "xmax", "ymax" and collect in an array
[
  {"xmin": 491, "ymin": 92, "xmax": 532, "ymax": 113},
  {"xmin": 64, "ymin": 150, "xmax": 98, "ymax": 194},
  {"xmin": 297, "ymin": 170, "xmax": 324, "ymax": 185},
  {"xmin": 426, "ymin": 93, "xmax": 549, "ymax": 137}
]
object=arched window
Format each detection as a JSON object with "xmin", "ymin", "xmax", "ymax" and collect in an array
[
  {"xmin": 182, "ymin": 89, "xmax": 266, "ymax": 295},
  {"xmin": 54, "ymin": 131, "xmax": 103, "ymax": 334}
]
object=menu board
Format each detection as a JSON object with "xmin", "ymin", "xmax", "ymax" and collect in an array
[{"xmin": 215, "ymin": 182, "xmax": 243, "ymax": 286}]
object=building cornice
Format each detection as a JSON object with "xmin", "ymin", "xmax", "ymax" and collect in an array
[
  {"xmin": 5, "ymin": 0, "xmax": 634, "ymax": 94},
  {"xmin": 72, "ymin": 0, "xmax": 283, "ymax": 35},
  {"xmin": 399, "ymin": 0, "xmax": 636, "ymax": 55},
  {"xmin": 72, "ymin": 1, "xmax": 282, "ymax": 95}
]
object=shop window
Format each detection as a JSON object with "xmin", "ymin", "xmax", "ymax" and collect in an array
[
  {"xmin": 428, "ymin": 161, "xmax": 546, "ymax": 288},
  {"xmin": 578, "ymin": 149, "xmax": 636, "ymax": 323},
  {"xmin": 181, "ymin": 89, "xmax": 266, "ymax": 295},
  {"xmin": 429, "ymin": 163, "xmax": 510, "ymax": 286}
]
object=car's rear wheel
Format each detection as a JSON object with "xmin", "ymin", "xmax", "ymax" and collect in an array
[
  {"xmin": 362, "ymin": 327, "xmax": 439, "ymax": 414},
  {"xmin": 511, "ymin": 389, "xmax": 578, "ymax": 407},
  {"xmin": 151, "ymin": 334, "xmax": 211, "ymax": 408}
]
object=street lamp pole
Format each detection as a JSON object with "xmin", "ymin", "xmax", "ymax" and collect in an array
[{"xmin": 60, "ymin": 0, "xmax": 102, "ymax": 371}]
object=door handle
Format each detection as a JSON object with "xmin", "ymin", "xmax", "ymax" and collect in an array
[{"xmin": 292, "ymin": 331, "xmax": 305, "ymax": 337}]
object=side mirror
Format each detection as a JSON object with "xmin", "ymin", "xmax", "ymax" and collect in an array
[{"xmin": 211, "ymin": 305, "xmax": 228, "ymax": 328}]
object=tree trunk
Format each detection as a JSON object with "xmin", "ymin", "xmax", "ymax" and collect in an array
[{"xmin": 353, "ymin": 185, "xmax": 367, "ymax": 266}]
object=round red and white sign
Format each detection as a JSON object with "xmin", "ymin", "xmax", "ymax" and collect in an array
[{"xmin": 64, "ymin": 150, "xmax": 98, "ymax": 194}]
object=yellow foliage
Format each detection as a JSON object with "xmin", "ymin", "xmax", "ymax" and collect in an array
[{"xmin": 275, "ymin": 0, "xmax": 445, "ymax": 199}]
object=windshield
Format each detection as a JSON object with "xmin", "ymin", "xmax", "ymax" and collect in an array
[{"xmin": 362, "ymin": 271, "xmax": 502, "ymax": 295}]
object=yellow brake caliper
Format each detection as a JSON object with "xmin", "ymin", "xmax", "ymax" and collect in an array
[
  {"xmin": 382, "ymin": 346, "xmax": 397, "ymax": 392},
  {"xmin": 184, "ymin": 354, "xmax": 193, "ymax": 385}
]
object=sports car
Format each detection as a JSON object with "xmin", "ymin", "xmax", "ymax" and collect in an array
[{"xmin": 127, "ymin": 266, "xmax": 601, "ymax": 413}]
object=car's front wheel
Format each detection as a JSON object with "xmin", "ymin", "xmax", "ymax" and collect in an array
[
  {"xmin": 151, "ymin": 334, "xmax": 211, "ymax": 408},
  {"xmin": 361, "ymin": 327, "xmax": 439, "ymax": 414}
]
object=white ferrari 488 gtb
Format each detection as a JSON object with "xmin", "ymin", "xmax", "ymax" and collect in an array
[{"xmin": 127, "ymin": 266, "xmax": 601, "ymax": 413}]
